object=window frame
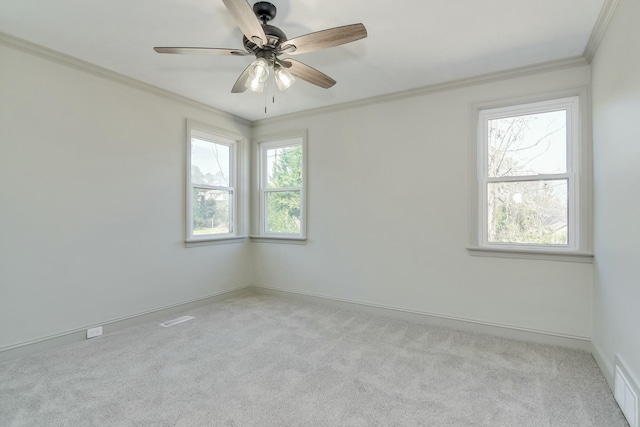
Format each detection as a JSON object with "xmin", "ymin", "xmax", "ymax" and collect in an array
[
  {"xmin": 186, "ymin": 119, "xmax": 245, "ymax": 245},
  {"xmin": 468, "ymin": 90, "xmax": 593, "ymax": 262},
  {"xmin": 252, "ymin": 132, "xmax": 307, "ymax": 242}
]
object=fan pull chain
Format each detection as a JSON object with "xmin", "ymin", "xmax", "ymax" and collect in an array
[{"xmin": 264, "ymin": 85, "xmax": 276, "ymax": 114}]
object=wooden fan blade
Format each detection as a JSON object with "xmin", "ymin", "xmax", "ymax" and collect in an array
[
  {"xmin": 231, "ymin": 63, "xmax": 254, "ymax": 93},
  {"xmin": 282, "ymin": 59, "xmax": 336, "ymax": 89},
  {"xmin": 154, "ymin": 47, "xmax": 248, "ymax": 55},
  {"xmin": 280, "ymin": 23, "xmax": 367, "ymax": 55},
  {"xmin": 221, "ymin": 0, "xmax": 267, "ymax": 47}
]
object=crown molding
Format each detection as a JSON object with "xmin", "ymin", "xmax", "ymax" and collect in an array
[
  {"xmin": 251, "ymin": 56, "xmax": 589, "ymax": 127},
  {"xmin": 0, "ymin": 32, "xmax": 251, "ymax": 127},
  {"xmin": 583, "ymin": 0, "xmax": 620, "ymax": 62},
  {"xmin": 2, "ymin": 31, "xmax": 591, "ymax": 129}
]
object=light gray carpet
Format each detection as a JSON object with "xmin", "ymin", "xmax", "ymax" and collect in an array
[{"xmin": 0, "ymin": 293, "xmax": 628, "ymax": 426}]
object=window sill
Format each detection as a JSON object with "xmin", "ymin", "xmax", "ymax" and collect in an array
[
  {"xmin": 466, "ymin": 246, "xmax": 594, "ymax": 263},
  {"xmin": 250, "ymin": 236, "xmax": 307, "ymax": 245},
  {"xmin": 185, "ymin": 236, "xmax": 247, "ymax": 247}
]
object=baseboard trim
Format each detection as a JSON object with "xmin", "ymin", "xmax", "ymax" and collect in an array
[
  {"xmin": 591, "ymin": 340, "xmax": 615, "ymax": 389},
  {"xmin": 0, "ymin": 286, "xmax": 252, "ymax": 364},
  {"xmin": 1, "ymin": 284, "xmax": 598, "ymax": 366},
  {"xmin": 251, "ymin": 285, "xmax": 591, "ymax": 351}
]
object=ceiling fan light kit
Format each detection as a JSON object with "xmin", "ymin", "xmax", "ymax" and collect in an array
[
  {"xmin": 245, "ymin": 56, "xmax": 270, "ymax": 92},
  {"xmin": 154, "ymin": 0, "xmax": 367, "ymax": 95},
  {"xmin": 274, "ymin": 64, "xmax": 295, "ymax": 91}
]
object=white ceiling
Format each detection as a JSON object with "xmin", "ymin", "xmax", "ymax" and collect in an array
[{"xmin": 1, "ymin": 0, "xmax": 605, "ymax": 121}]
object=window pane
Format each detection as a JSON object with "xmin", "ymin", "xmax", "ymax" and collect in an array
[
  {"xmin": 192, "ymin": 188, "xmax": 232, "ymax": 235},
  {"xmin": 487, "ymin": 180, "xmax": 567, "ymax": 245},
  {"xmin": 191, "ymin": 138, "xmax": 230, "ymax": 186},
  {"xmin": 488, "ymin": 110, "xmax": 566, "ymax": 177},
  {"xmin": 266, "ymin": 145, "xmax": 302, "ymax": 188},
  {"xmin": 266, "ymin": 191, "xmax": 300, "ymax": 234}
]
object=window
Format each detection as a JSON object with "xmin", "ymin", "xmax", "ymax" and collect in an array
[
  {"xmin": 186, "ymin": 120, "xmax": 243, "ymax": 243},
  {"xmin": 255, "ymin": 134, "xmax": 306, "ymax": 240},
  {"xmin": 470, "ymin": 94, "xmax": 592, "ymax": 260}
]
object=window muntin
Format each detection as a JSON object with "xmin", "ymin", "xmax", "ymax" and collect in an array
[
  {"xmin": 478, "ymin": 97, "xmax": 579, "ymax": 250},
  {"xmin": 187, "ymin": 123, "xmax": 239, "ymax": 241},
  {"xmin": 258, "ymin": 136, "xmax": 306, "ymax": 238}
]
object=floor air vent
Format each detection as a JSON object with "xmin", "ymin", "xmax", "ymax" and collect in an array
[
  {"xmin": 159, "ymin": 315, "xmax": 195, "ymax": 327},
  {"xmin": 614, "ymin": 355, "xmax": 639, "ymax": 427}
]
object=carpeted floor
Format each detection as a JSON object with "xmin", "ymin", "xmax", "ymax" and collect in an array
[{"xmin": 0, "ymin": 293, "xmax": 628, "ymax": 426}]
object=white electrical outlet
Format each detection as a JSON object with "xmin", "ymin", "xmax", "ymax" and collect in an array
[{"xmin": 86, "ymin": 326, "xmax": 103, "ymax": 339}]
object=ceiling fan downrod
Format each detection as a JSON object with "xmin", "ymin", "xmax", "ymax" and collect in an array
[{"xmin": 253, "ymin": 1, "xmax": 277, "ymax": 24}]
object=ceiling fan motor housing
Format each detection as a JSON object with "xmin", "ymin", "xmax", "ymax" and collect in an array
[{"xmin": 243, "ymin": 23, "xmax": 287, "ymax": 53}]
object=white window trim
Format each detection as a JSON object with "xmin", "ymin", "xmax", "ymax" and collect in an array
[
  {"xmin": 251, "ymin": 131, "xmax": 307, "ymax": 242},
  {"xmin": 185, "ymin": 119, "xmax": 246, "ymax": 246},
  {"xmin": 467, "ymin": 88, "xmax": 593, "ymax": 263}
]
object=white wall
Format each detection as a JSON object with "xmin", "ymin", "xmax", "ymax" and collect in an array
[
  {"xmin": 591, "ymin": 0, "xmax": 640, "ymax": 383},
  {"xmin": 252, "ymin": 65, "xmax": 594, "ymax": 339},
  {"xmin": 0, "ymin": 41, "xmax": 252, "ymax": 350}
]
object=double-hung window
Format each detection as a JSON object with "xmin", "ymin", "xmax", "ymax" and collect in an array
[
  {"xmin": 256, "ymin": 134, "xmax": 306, "ymax": 240},
  {"xmin": 471, "ymin": 95, "xmax": 591, "ymax": 260},
  {"xmin": 186, "ymin": 120, "xmax": 242, "ymax": 242}
]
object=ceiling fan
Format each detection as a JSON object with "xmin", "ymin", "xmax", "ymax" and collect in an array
[{"xmin": 154, "ymin": 0, "xmax": 367, "ymax": 93}]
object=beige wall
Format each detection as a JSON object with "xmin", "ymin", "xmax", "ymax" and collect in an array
[
  {"xmin": 591, "ymin": 0, "xmax": 640, "ymax": 384},
  {"xmin": 1, "ymin": 33, "xmax": 605, "ymax": 355},
  {"xmin": 252, "ymin": 65, "xmax": 594, "ymax": 339},
  {"xmin": 0, "ymin": 43, "xmax": 252, "ymax": 350}
]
